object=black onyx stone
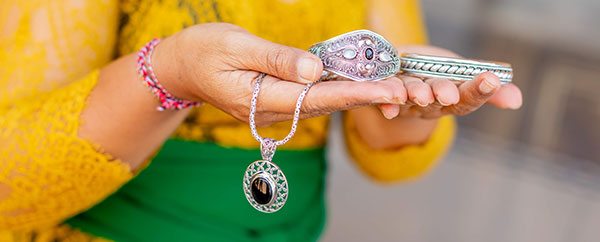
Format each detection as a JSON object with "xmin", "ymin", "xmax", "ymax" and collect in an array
[
  {"xmin": 365, "ymin": 48, "xmax": 374, "ymax": 60},
  {"xmin": 251, "ymin": 177, "xmax": 273, "ymax": 205}
]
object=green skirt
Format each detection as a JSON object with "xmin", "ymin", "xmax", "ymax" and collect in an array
[{"xmin": 68, "ymin": 139, "xmax": 327, "ymax": 242}]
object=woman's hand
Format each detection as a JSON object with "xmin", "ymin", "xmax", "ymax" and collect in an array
[
  {"xmin": 152, "ymin": 23, "xmax": 406, "ymax": 126},
  {"xmin": 349, "ymin": 45, "xmax": 523, "ymax": 149},
  {"xmin": 85, "ymin": 23, "xmax": 412, "ymax": 166},
  {"xmin": 376, "ymin": 45, "xmax": 523, "ymax": 119}
]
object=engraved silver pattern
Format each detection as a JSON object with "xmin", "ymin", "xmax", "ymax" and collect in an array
[
  {"xmin": 399, "ymin": 53, "xmax": 513, "ymax": 84},
  {"xmin": 309, "ymin": 30, "xmax": 400, "ymax": 82},
  {"xmin": 309, "ymin": 30, "xmax": 513, "ymax": 84}
]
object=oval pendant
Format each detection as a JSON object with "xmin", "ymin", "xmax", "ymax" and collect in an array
[{"xmin": 243, "ymin": 160, "xmax": 288, "ymax": 213}]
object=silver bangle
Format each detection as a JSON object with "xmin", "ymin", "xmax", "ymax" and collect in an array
[
  {"xmin": 399, "ymin": 53, "xmax": 513, "ymax": 84},
  {"xmin": 309, "ymin": 30, "xmax": 513, "ymax": 84},
  {"xmin": 309, "ymin": 29, "xmax": 400, "ymax": 82}
]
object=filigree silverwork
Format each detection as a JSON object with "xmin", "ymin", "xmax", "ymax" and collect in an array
[
  {"xmin": 309, "ymin": 30, "xmax": 513, "ymax": 84},
  {"xmin": 309, "ymin": 29, "xmax": 401, "ymax": 82},
  {"xmin": 243, "ymin": 74, "xmax": 315, "ymax": 213}
]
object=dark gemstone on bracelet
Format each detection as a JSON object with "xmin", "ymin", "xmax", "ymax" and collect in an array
[
  {"xmin": 365, "ymin": 48, "xmax": 374, "ymax": 60},
  {"xmin": 251, "ymin": 176, "xmax": 274, "ymax": 205}
]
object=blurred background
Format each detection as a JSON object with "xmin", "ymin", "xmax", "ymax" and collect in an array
[{"xmin": 322, "ymin": 0, "xmax": 600, "ymax": 241}]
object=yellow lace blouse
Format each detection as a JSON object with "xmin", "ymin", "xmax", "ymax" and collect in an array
[{"xmin": 0, "ymin": 0, "xmax": 454, "ymax": 239}]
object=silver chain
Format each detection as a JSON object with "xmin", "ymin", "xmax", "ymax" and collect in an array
[{"xmin": 249, "ymin": 73, "xmax": 316, "ymax": 149}]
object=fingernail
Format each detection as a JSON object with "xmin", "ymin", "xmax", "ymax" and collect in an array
[
  {"xmin": 297, "ymin": 57, "xmax": 319, "ymax": 83},
  {"xmin": 479, "ymin": 77, "xmax": 499, "ymax": 94},
  {"xmin": 393, "ymin": 95, "xmax": 407, "ymax": 105},
  {"xmin": 374, "ymin": 96, "xmax": 391, "ymax": 104},
  {"xmin": 509, "ymin": 101, "xmax": 522, "ymax": 110},
  {"xmin": 413, "ymin": 98, "xmax": 427, "ymax": 107},
  {"xmin": 436, "ymin": 95, "xmax": 451, "ymax": 106},
  {"xmin": 381, "ymin": 105, "xmax": 400, "ymax": 119}
]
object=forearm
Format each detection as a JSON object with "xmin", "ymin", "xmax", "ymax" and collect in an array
[{"xmin": 80, "ymin": 36, "xmax": 189, "ymax": 169}]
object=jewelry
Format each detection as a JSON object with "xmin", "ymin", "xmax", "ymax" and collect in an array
[
  {"xmin": 399, "ymin": 53, "xmax": 513, "ymax": 84},
  {"xmin": 241, "ymin": 30, "xmax": 514, "ymax": 214},
  {"xmin": 243, "ymin": 73, "xmax": 316, "ymax": 213},
  {"xmin": 309, "ymin": 30, "xmax": 513, "ymax": 84},
  {"xmin": 137, "ymin": 38, "xmax": 200, "ymax": 111},
  {"xmin": 309, "ymin": 29, "xmax": 400, "ymax": 82}
]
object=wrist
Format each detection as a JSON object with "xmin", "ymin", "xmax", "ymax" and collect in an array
[{"xmin": 151, "ymin": 36, "xmax": 200, "ymax": 103}]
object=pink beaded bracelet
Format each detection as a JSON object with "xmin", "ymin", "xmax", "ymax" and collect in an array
[{"xmin": 137, "ymin": 38, "xmax": 200, "ymax": 111}]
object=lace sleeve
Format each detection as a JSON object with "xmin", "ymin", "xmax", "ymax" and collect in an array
[
  {"xmin": 343, "ymin": 115, "xmax": 456, "ymax": 182},
  {"xmin": 0, "ymin": 70, "xmax": 133, "ymax": 230}
]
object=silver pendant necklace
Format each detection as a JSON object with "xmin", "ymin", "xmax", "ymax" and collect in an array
[{"xmin": 243, "ymin": 73, "xmax": 316, "ymax": 213}]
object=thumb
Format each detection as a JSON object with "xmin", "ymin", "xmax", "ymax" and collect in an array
[{"xmin": 238, "ymin": 35, "xmax": 323, "ymax": 83}]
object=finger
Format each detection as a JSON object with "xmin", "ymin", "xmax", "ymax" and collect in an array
[
  {"xmin": 379, "ymin": 76, "xmax": 408, "ymax": 104},
  {"xmin": 375, "ymin": 77, "xmax": 406, "ymax": 119},
  {"xmin": 488, "ymin": 83, "xmax": 523, "ymax": 110},
  {"xmin": 377, "ymin": 104, "xmax": 400, "ymax": 119},
  {"xmin": 443, "ymin": 72, "xmax": 501, "ymax": 115},
  {"xmin": 233, "ymin": 34, "xmax": 323, "ymax": 84},
  {"xmin": 304, "ymin": 77, "xmax": 408, "ymax": 114},
  {"xmin": 401, "ymin": 76, "xmax": 435, "ymax": 107},
  {"xmin": 259, "ymin": 75, "xmax": 406, "ymax": 115},
  {"xmin": 425, "ymin": 78, "xmax": 460, "ymax": 106}
]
